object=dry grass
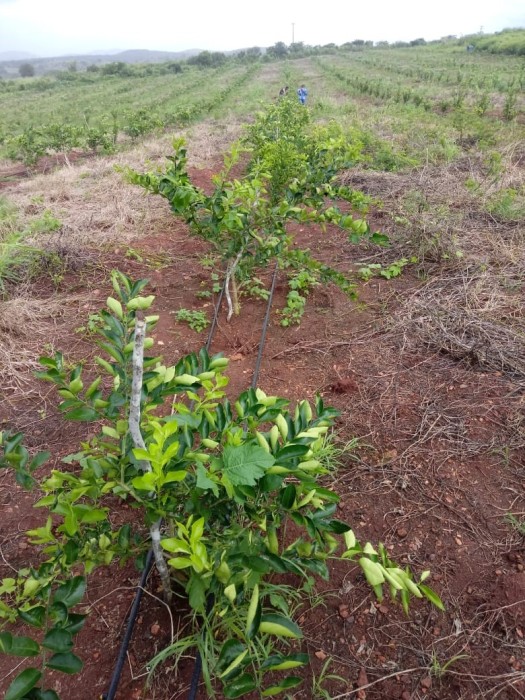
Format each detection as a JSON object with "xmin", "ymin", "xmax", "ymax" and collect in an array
[
  {"xmin": 0, "ymin": 294, "xmax": 88, "ymax": 391},
  {"xmin": 394, "ymin": 268, "xmax": 525, "ymax": 379},
  {"xmin": 4, "ymin": 118, "xmax": 244, "ymax": 252}
]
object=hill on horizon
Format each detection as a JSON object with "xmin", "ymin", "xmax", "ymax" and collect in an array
[{"xmin": 0, "ymin": 48, "xmax": 203, "ymax": 77}]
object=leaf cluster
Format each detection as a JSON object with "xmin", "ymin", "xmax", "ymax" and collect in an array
[
  {"xmin": 125, "ymin": 98, "xmax": 385, "ymax": 322},
  {"xmin": 0, "ymin": 274, "xmax": 444, "ymax": 698}
]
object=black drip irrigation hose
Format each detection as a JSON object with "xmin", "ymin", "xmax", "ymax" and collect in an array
[
  {"xmin": 103, "ymin": 267, "xmax": 278, "ymax": 700},
  {"xmin": 101, "ymin": 549, "xmax": 154, "ymax": 700}
]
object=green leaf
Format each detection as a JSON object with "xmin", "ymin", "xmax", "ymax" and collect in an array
[
  {"xmin": 0, "ymin": 631, "xmax": 40, "ymax": 656},
  {"xmin": 29, "ymin": 451, "xmax": 50, "ymax": 471},
  {"xmin": 195, "ymin": 463, "xmax": 219, "ymax": 496},
  {"xmin": 53, "ymin": 576, "xmax": 86, "ymax": 608},
  {"xmin": 303, "ymin": 558, "xmax": 329, "ymax": 580},
  {"xmin": 369, "ymin": 232, "xmax": 390, "ymax": 245},
  {"xmin": 245, "ymin": 585, "xmax": 261, "ymax": 639},
  {"xmin": 42, "ymin": 628, "xmax": 73, "ymax": 652},
  {"xmin": 49, "ymin": 602, "xmax": 68, "ymax": 623},
  {"xmin": 261, "ymin": 653, "xmax": 309, "ymax": 671},
  {"xmin": 167, "ymin": 556, "xmax": 193, "ymax": 569},
  {"xmin": 63, "ymin": 613, "xmax": 87, "ymax": 634},
  {"xmin": 188, "ymin": 575, "xmax": 206, "ymax": 612},
  {"xmin": 131, "ymin": 472, "xmax": 157, "ymax": 490},
  {"xmin": 5, "ymin": 668, "xmax": 42, "ymax": 700},
  {"xmin": 118, "ymin": 524, "xmax": 131, "ymax": 550},
  {"xmin": 217, "ymin": 640, "xmax": 246, "ymax": 677},
  {"xmin": 63, "ymin": 407, "xmax": 99, "ymax": 422},
  {"xmin": 419, "ymin": 584, "xmax": 445, "ymax": 611},
  {"xmin": 221, "ymin": 445, "xmax": 274, "ymax": 486},
  {"xmin": 261, "ymin": 676, "xmax": 303, "ymax": 696},
  {"xmin": 359, "ymin": 558, "xmax": 385, "ymax": 587},
  {"xmin": 18, "ymin": 605, "xmax": 46, "ymax": 628},
  {"xmin": 77, "ymin": 507, "xmax": 108, "ymax": 523},
  {"xmin": 279, "ymin": 483, "xmax": 296, "ymax": 509},
  {"xmin": 219, "ymin": 648, "xmax": 250, "ymax": 680},
  {"xmin": 326, "ymin": 519, "xmax": 351, "ymax": 534},
  {"xmin": 223, "ymin": 673, "xmax": 257, "ymax": 698},
  {"xmin": 259, "ymin": 614, "xmax": 303, "ymax": 639},
  {"xmin": 45, "ymin": 652, "xmax": 83, "ymax": 674},
  {"xmin": 26, "ymin": 689, "xmax": 60, "ymax": 700},
  {"xmin": 258, "ymin": 474, "xmax": 283, "ymax": 492},
  {"xmin": 275, "ymin": 444, "xmax": 310, "ymax": 462}
]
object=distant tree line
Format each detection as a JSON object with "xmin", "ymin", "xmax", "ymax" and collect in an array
[{"xmin": 6, "ymin": 28, "xmax": 524, "ymax": 86}]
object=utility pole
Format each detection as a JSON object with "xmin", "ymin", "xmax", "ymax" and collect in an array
[{"xmin": 292, "ymin": 23, "xmax": 295, "ymax": 45}]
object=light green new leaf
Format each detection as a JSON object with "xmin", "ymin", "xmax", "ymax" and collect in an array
[
  {"xmin": 259, "ymin": 614, "xmax": 303, "ymax": 639},
  {"xmin": 262, "ymin": 676, "xmax": 303, "ymax": 696},
  {"xmin": 167, "ymin": 556, "xmax": 193, "ymax": 569},
  {"xmin": 359, "ymin": 557, "xmax": 385, "ymax": 587},
  {"xmin": 419, "ymin": 584, "xmax": 445, "ymax": 610},
  {"xmin": 131, "ymin": 472, "xmax": 157, "ymax": 491}
]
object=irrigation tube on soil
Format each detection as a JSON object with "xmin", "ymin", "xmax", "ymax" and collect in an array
[
  {"xmin": 103, "ymin": 269, "xmax": 278, "ymax": 700},
  {"xmin": 101, "ymin": 550, "xmax": 154, "ymax": 700}
]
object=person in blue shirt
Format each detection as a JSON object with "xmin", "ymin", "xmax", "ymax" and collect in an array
[{"xmin": 297, "ymin": 85, "xmax": 308, "ymax": 105}]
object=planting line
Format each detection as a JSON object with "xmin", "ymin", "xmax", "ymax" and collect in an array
[
  {"xmin": 102, "ymin": 286, "xmax": 225, "ymax": 700},
  {"xmin": 103, "ymin": 263, "xmax": 278, "ymax": 700},
  {"xmin": 187, "ymin": 260, "xmax": 280, "ymax": 700}
]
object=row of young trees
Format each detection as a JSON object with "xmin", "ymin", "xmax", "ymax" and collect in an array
[
  {"xmin": 13, "ymin": 30, "xmax": 517, "ymax": 83},
  {"xmin": 0, "ymin": 98, "xmax": 443, "ymax": 700}
]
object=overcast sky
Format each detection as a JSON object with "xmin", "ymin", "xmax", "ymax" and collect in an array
[{"xmin": 0, "ymin": 0, "xmax": 524, "ymax": 57}]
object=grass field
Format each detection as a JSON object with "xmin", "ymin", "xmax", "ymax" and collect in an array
[{"xmin": 0, "ymin": 46, "xmax": 524, "ymax": 700}]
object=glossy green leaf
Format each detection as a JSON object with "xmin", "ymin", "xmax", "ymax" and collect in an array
[
  {"xmin": 359, "ymin": 557, "xmax": 385, "ymax": 587},
  {"xmin": 245, "ymin": 585, "xmax": 261, "ymax": 640},
  {"xmin": 195, "ymin": 463, "xmax": 219, "ymax": 496},
  {"xmin": 42, "ymin": 628, "xmax": 73, "ymax": 652},
  {"xmin": 63, "ymin": 613, "xmax": 87, "ymax": 634},
  {"xmin": 131, "ymin": 472, "xmax": 157, "ymax": 490},
  {"xmin": 223, "ymin": 673, "xmax": 257, "ymax": 698},
  {"xmin": 326, "ymin": 519, "xmax": 352, "ymax": 534},
  {"xmin": 49, "ymin": 602, "xmax": 68, "ymax": 623},
  {"xmin": 45, "ymin": 652, "xmax": 83, "ymax": 674},
  {"xmin": 53, "ymin": 576, "xmax": 86, "ymax": 608},
  {"xmin": 0, "ymin": 631, "xmax": 40, "ymax": 656},
  {"xmin": 18, "ymin": 605, "xmax": 46, "ymax": 628},
  {"xmin": 5, "ymin": 668, "xmax": 42, "ymax": 700},
  {"xmin": 217, "ymin": 640, "xmax": 246, "ymax": 677},
  {"xmin": 279, "ymin": 483, "xmax": 296, "ymax": 509},
  {"xmin": 27, "ymin": 688, "xmax": 60, "ymax": 700},
  {"xmin": 275, "ymin": 444, "xmax": 310, "ymax": 462},
  {"xmin": 29, "ymin": 451, "xmax": 50, "ymax": 471}
]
